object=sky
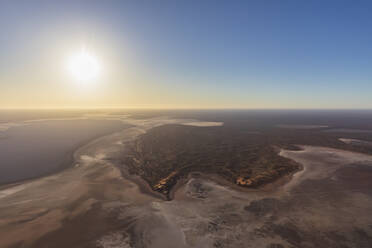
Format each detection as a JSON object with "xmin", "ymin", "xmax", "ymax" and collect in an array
[{"xmin": 0, "ymin": 0, "xmax": 371, "ymax": 109}]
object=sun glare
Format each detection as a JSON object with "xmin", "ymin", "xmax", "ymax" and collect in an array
[{"xmin": 68, "ymin": 49, "xmax": 101, "ymax": 82}]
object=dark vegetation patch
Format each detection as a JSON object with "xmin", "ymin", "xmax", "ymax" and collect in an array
[
  {"xmin": 121, "ymin": 124, "xmax": 300, "ymax": 199},
  {"xmin": 121, "ymin": 111, "xmax": 372, "ymax": 199}
]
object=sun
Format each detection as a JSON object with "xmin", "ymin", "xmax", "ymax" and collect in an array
[{"xmin": 67, "ymin": 49, "xmax": 101, "ymax": 82}]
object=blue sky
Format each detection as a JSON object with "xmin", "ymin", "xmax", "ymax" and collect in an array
[{"xmin": 0, "ymin": 0, "xmax": 371, "ymax": 108}]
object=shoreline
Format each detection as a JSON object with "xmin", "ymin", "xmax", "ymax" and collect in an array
[
  {"xmin": 0, "ymin": 116, "xmax": 303, "ymax": 200},
  {"xmin": 117, "ymin": 143, "xmax": 305, "ymax": 201},
  {"xmin": 119, "ymin": 158, "xmax": 304, "ymax": 202},
  {"xmin": 118, "ymin": 168, "xmax": 168, "ymax": 201},
  {"xmin": 0, "ymin": 123, "xmax": 132, "ymax": 190}
]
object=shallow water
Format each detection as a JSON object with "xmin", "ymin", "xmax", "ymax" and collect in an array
[{"xmin": 0, "ymin": 119, "xmax": 126, "ymax": 184}]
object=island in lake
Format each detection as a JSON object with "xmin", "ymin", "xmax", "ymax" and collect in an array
[{"xmin": 1, "ymin": 110, "xmax": 372, "ymax": 248}]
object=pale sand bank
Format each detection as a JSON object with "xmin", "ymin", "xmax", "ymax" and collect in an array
[{"xmin": 181, "ymin": 121, "xmax": 223, "ymax": 127}]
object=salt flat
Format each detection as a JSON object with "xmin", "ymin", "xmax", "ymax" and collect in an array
[{"xmin": 1, "ymin": 116, "xmax": 372, "ymax": 247}]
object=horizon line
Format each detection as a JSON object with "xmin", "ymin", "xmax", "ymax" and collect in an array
[{"xmin": 1, "ymin": 107, "xmax": 372, "ymax": 111}]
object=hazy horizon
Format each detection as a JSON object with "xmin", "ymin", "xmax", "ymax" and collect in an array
[
  {"xmin": 1, "ymin": 0, "xmax": 372, "ymax": 109},
  {"xmin": 3, "ymin": 107, "xmax": 372, "ymax": 111}
]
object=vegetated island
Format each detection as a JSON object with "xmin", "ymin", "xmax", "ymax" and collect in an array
[{"xmin": 121, "ymin": 124, "xmax": 300, "ymax": 199}]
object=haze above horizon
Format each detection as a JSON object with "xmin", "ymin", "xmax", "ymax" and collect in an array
[{"xmin": 1, "ymin": 0, "xmax": 371, "ymax": 109}]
